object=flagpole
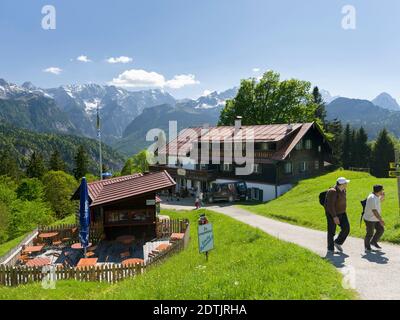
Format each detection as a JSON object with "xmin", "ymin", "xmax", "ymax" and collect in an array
[{"xmin": 97, "ymin": 106, "xmax": 103, "ymax": 180}]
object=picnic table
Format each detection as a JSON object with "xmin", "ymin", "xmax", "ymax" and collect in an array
[
  {"xmin": 116, "ymin": 235, "xmax": 135, "ymax": 245},
  {"xmin": 39, "ymin": 232, "xmax": 59, "ymax": 239},
  {"xmin": 22, "ymin": 245, "xmax": 44, "ymax": 255},
  {"xmin": 71, "ymin": 242, "xmax": 92, "ymax": 250},
  {"xmin": 26, "ymin": 257, "xmax": 51, "ymax": 267},
  {"xmin": 155, "ymin": 243, "xmax": 171, "ymax": 252},
  {"xmin": 170, "ymin": 233, "xmax": 185, "ymax": 241},
  {"xmin": 76, "ymin": 258, "xmax": 98, "ymax": 268},
  {"xmin": 39, "ymin": 232, "xmax": 59, "ymax": 245},
  {"xmin": 122, "ymin": 258, "xmax": 144, "ymax": 266}
]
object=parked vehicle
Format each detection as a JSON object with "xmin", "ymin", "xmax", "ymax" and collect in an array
[{"xmin": 207, "ymin": 181, "xmax": 247, "ymax": 203}]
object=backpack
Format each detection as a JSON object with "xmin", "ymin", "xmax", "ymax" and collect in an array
[
  {"xmin": 360, "ymin": 198, "xmax": 367, "ymax": 226},
  {"xmin": 319, "ymin": 191, "xmax": 328, "ymax": 206}
]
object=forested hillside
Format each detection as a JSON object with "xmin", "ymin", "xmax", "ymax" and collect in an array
[{"xmin": 0, "ymin": 121, "xmax": 125, "ymax": 173}]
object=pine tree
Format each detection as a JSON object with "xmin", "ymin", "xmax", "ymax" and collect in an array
[
  {"xmin": 354, "ymin": 127, "xmax": 371, "ymax": 168},
  {"xmin": 26, "ymin": 151, "xmax": 46, "ymax": 179},
  {"xmin": 349, "ymin": 128, "xmax": 357, "ymax": 167},
  {"xmin": 49, "ymin": 150, "xmax": 66, "ymax": 172},
  {"xmin": 0, "ymin": 149, "xmax": 20, "ymax": 179},
  {"xmin": 312, "ymin": 86, "xmax": 327, "ymax": 126},
  {"xmin": 325, "ymin": 119, "xmax": 343, "ymax": 166},
  {"xmin": 371, "ymin": 129, "xmax": 395, "ymax": 178},
  {"xmin": 342, "ymin": 124, "xmax": 353, "ymax": 169},
  {"xmin": 73, "ymin": 145, "xmax": 89, "ymax": 180}
]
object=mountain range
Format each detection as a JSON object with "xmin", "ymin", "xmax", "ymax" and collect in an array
[{"xmin": 2, "ymin": 77, "xmax": 400, "ymax": 157}]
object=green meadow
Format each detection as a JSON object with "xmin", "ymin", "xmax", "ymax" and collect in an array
[
  {"xmin": 241, "ymin": 170, "xmax": 400, "ymax": 243},
  {"xmin": 0, "ymin": 209, "xmax": 356, "ymax": 300}
]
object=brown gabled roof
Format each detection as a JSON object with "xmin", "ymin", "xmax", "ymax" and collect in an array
[
  {"xmin": 200, "ymin": 123, "xmax": 304, "ymax": 142},
  {"xmin": 160, "ymin": 122, "xmax": 322, "ymax": 161},
  {"xmin": 158, "ymin": 127, "xmax": 203, "ymax": 157},
  {"xmin": 87, "ymin": 173, "xmax": 143, "ymax": 200},
  {"xmin": 73, "ymin": 171, "xmax": 176, "ymax": 207},
  {"xmin": 271, "ymin": 123, "xmax": 314, "ymax": 160}
]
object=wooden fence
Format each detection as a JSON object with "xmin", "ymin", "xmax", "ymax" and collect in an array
[{"xmin": 0, "ymin": 219, "xmax": 190, "ymax": 287}]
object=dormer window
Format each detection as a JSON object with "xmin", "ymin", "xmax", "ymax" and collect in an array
[
  {"xmin": 305, "ymin": 139, "xmax": 312, "ymax": 150},
  {"xmin": 295, "ymin": 140, "xmax": 303, "ymax": 150}
]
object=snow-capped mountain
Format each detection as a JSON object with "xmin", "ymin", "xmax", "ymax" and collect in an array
[
  {"xmin": 0, "ymin": 79, "xmax": 78, "ymax": 134},
  {"xmin": 180, "ymin": 87, "xmax": 238, "ymax": 109},
  {"xmin": 319, "ymin": 89, "xmax": 340, "ymax": 104},
  {"xmin": 0, "ymin": 77, "xmax": 239, "ymax": 152},
  {"xmin": 44, "ymin": 84, "xmax": 176, "ymax": 142},
  {"xmin": 372, "ymin": 92, "xmax": 400, "ymax": 111}
]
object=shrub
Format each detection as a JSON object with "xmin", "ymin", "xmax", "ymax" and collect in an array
[{"xmin": 42, "ymin": 171, "xmax": 78, "ymax": 219}]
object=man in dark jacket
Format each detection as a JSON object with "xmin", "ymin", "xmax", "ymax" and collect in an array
[{"xmin": 325, "ymin": 177, "xmax": 351, "ymax": 253}]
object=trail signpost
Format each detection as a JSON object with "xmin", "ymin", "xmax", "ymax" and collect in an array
[{"xmin": 198, "ymin": 214, "xmax": 214, "ymax": 261}]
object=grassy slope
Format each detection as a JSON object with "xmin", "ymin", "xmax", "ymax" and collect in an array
[
  {"xmin": 241, "ymin": 170, "xmax": 400, "ymax": 243},
  {"xmin": 0, "ymin": 216, "xmax": 76, "ymax": 260},
  {"xmin": 0, "ymin": 235, "xmax": 26, "ymax": 258},
  {"xmin": 0, "ymin": 209, "xmax": 356, "ymax": 300}
]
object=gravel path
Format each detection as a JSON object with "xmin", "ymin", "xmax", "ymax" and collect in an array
[{"xmin": 162, "ymin": 201, "xmax": 400, "ymax": 300}]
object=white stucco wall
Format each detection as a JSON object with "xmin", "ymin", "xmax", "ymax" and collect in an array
[{"xmin": 214, "ymin": 179, "xmax": 293, "ymax": 202}]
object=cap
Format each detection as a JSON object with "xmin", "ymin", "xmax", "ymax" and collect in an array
[{"xmin": 337, "ymin": 177, "xmax": 350, "ymax": 185}]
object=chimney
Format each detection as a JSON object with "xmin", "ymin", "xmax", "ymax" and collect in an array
[
  {"xmin": 235, "ymin": 116, "xmax": 242, "ymax": 131},
  {"xmin": 286, "ymin": 123, "xmax": 293, "ymax": 133}
]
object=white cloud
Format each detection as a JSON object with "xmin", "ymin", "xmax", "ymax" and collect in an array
[
  {"xmin": 165, "ymin": 74, "xmax": 199, "ymax": 89},
  {"xmin": 43, "ymin": 67, "xmax": 62, "ymax": 75},
  {"xmin": 77, "ymin": 55, "xmax": 92, "ymax": 63},
  {"xmin": 252, "ymin": 68, "xmax": 260, "ymax": 73},
  {"xmin": 106, "ymin": 56, "xmax": 133, "ymax": 64},
  {"xmin": 109, "ymin": 69, "xmax": 200, "ymax": 89},
  {"xmin": 202, "ymin": 90, "xmax": 212, "ymax": 96}
]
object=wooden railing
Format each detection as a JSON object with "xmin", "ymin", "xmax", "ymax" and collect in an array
[
  {"xmin": 0, "ymin": 219, "xmax": 190, "ymax": 287},
  {"xmin": 0, "ymin": 229, "xmax": 39, "ymax": 266}
]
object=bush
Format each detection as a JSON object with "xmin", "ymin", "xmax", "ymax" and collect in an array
[
  {"xmin": 42, "ymin": 171, "xmax": 78, "ymax": 219},
  {"xmin": 8, "ymin": 200, "xmax": 54, "ymax": 238},
  {"xmin": 0, "ymin": 202, "xmax": 10, "ymax": 243},
  {"xmin": 16, "ymin": 178, "xmax": 44, "ymax": 201}
]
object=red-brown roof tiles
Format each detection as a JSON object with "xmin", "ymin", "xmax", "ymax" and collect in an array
[
  {"xmin": 160, "ymin": 123, "xmax": 318, "ymax": 161},
  {"xmin": 89, "ymin": 170, "xmax": 175, "ymax": 207}
]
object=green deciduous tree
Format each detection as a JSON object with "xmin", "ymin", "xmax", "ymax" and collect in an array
[
  {"xmin": 371, "ymin": 128, "xmax": 395, "ymax": 178},
  {"xmin": 218, "ymin": 70, "xmax": 318, "ymax": 126},
  {"xmin": 121, "ymin": 150, "xmax": 153, "ymax": 175},
  {"xmin": 0, "ymin": 202, "xmax": 10, "ymax": 243},
  {"xmin": 8, "ymin": 199, "xmax": 54, "ymax": 239},
  {"xmin": 42, "ymin": 171, "xmax": 78, "ymax": 219},
  {"xmin": 16, "ymin": 178, "xmax": 44, "ymax": 201},
  {"xmin": 26, "ymin": 151, "xmax": 46, "ymax": 179},
  {"xmin": 73, "ymin": 145, "xmax": 89, "ymax": 180}
]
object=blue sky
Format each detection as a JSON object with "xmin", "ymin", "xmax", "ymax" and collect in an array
[{"xmin": 0, "ymin": 0, "xmax": 400, "ymax": 100}]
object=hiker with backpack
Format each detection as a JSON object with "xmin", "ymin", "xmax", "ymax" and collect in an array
[
  {"xmin": 363, "ymin": 185, "xmax": 385, "ymax": 252},
  {"xmin": 322, "ymin": 177, "xmax": 351, "ymax": 254}
]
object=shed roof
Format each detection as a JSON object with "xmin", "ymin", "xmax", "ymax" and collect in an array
[{"xmin": 73, "ymin": 171, "xmax": 175, "ymax": 207}]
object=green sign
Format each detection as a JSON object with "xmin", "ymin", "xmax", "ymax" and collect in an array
[{"xmin": 198, "ymin": 223, "xmax": 214, "ymax": 253}]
